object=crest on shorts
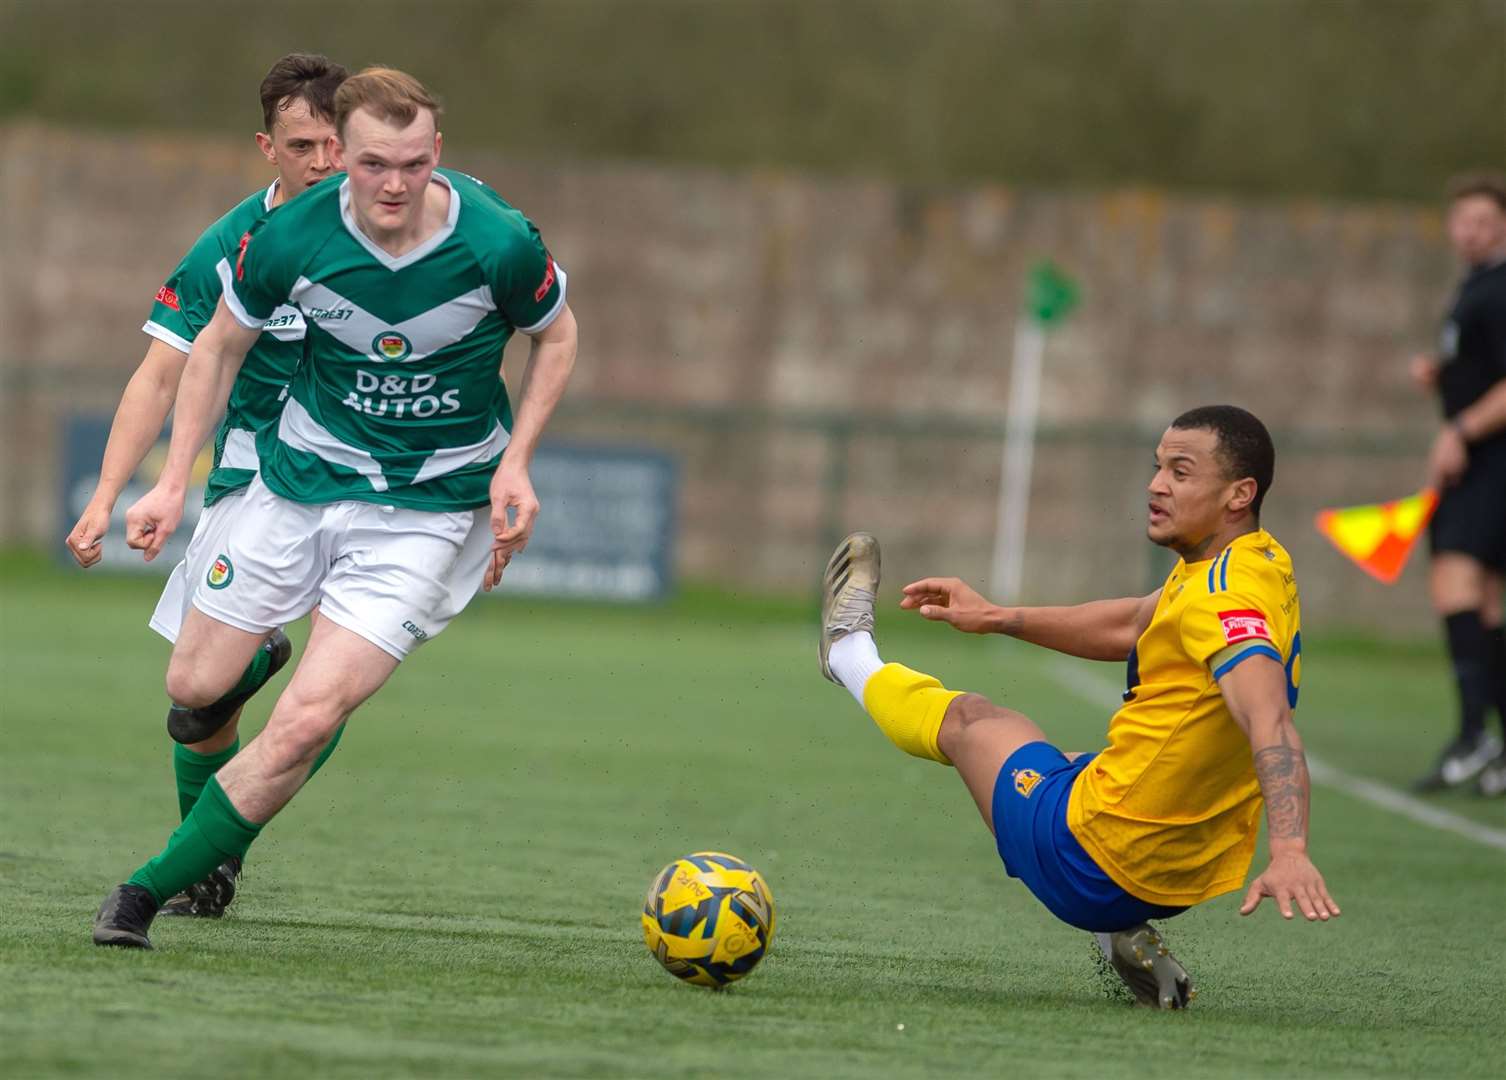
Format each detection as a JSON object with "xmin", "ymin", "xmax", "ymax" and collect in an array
[
  {"xmin": 372, "ymin": 331, "xmax": 413, "ymax": 362},
  {"xmin": 206, "ymin": 554, "xmax": 234, "ymax": 590},
  {"xmin": 1013, "ymin": 768, "xmax": 1043, "ymax": 798}
]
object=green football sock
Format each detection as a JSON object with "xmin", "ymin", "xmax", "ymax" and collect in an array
[
  {"xmin": 169, "ymin": 722, "xmax": 339, "ymax": 836},
  {"xmin": 173, "ymin": 738, "xmax": 240, "ymax": 821},
  {"xmin": 224, "ymin": 645, "xmax": 273, "ymax": 700},
  {"xmin": 309, "ymin": 722, "xmax": 346, "ymax": 778},
  {"xmin": 127, "ymin": 776, "xmax": 261, "ymax": 905},
  {"xmin": 134, "ymin": 725, "xmax": 345, "ymax": 903}
]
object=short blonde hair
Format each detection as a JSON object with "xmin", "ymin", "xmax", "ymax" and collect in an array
[{"xmin": 334, "ymin": 66, "xmax": 443, "ymax": 136}]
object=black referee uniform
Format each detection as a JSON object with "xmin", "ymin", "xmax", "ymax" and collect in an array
[
  {"xmin": 1430, "ymin": 257, "xmax": 1506, "ymax": 568},
  {"xmin": 1418, "ymin": 255, "xmax": 1506, "ymax": 792}
]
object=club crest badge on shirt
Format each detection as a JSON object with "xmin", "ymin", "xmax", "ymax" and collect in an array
[{"xmin": 372, "ymin": 331, "xmax": 413, "ymax": 362}]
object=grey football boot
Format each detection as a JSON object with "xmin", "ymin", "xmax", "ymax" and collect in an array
[
  {"xmin": 1096, "ymin": 923, "xmax": 1196, "ymax": 1009},
  {"xmin": 93, "ymin": 884, "xmax": 160, "ymax": 949},
  {"xmin": 819, "ymin": 532, "xmax": 880, "ymax": 683}
]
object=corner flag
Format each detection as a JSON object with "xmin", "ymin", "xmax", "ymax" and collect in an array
[
  {"xmin": 1314, "ymin": 489, "xmax": 1438, "ymax": 584},
  {"xmin": 992, "ymin": 261, "xmax": 1080, "ymax": 601}
]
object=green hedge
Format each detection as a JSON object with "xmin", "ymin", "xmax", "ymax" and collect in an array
[{"xmin": 3, "ymin": 0, "xmax": 1502, "ymax": 201}]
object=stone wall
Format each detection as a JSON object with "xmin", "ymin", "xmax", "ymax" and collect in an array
[{"xmin": 0, "ymin": 124, "xmax": 1461, "ymax": 630}]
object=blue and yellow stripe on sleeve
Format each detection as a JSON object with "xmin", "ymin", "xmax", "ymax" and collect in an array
[{"xmin": 1209, "ymin": 638, "xmax": 1284, "ymax": 680}]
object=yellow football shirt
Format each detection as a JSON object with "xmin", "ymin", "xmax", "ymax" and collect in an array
[{"xmin": 1066, "ymin": 528, "xmax": 1301, "ymax": 906}]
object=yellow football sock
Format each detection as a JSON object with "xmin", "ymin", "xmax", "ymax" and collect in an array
[{"xmin": 860, "ymin": 663, "xmax": 962, "ymax": 766}]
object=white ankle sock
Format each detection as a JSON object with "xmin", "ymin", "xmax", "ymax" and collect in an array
[{"xmin": 829, "ymin": 631, "xmax": 884, "ymax": 706}]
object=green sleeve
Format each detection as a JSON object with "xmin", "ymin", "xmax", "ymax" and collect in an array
[
  {"xmin": 142, "ymin": 236, "xmax": 227, "ymax": 353},
  {"xmin": 493, "ymin": 218, "xmax": 566, "ymax": 334},
  {"xmin": 223, "ymin": 213, "xmax": 298, "ymax": 328}
]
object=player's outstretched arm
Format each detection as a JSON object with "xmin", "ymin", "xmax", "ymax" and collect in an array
[
  {"xmin": 900, "ymin": 578, "xmax": 1159, "ymax": 661},
  {"xmin": 1219, "ymin": 655, "xmax": 1340, "ymax": 923},
  {"xmin": 485, "ymin": 304, "xmax": 578, "ymax": 589},
  {"xmin": 65, "ymin": 338, "xmax": 190, "ymax": 567},
  {"xmin": 124, "ymin": 300, "xmax": 259, "ymax": 562}
]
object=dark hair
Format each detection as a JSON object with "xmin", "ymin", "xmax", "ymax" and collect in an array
[
  {"xmin": 334, "ymin": 67, "xmax": 443, "ymax": 137},
  {"xmin": 1170, "ymin": 405, "xmax": 1275, "ymax": 519},
  {"xmin": 1446, "ymin": 171, "xmax": 1506, "ymax": 213},
  {"xmin": 259, "ymin": 53, "xmax": 349, "ymax": 132}
]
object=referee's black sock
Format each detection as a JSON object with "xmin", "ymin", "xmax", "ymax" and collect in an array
[
  {"xmin": 1486, "ymin": 624, "xmax": 1506, "ymax": 740},
  {"xmin": 1444, "ymin": 611, "xmax": 1491, "ymax": 742}
]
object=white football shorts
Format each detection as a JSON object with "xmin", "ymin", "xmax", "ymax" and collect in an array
[
  {"xmin": 149, "ymin": 488, "xmax": 247, "ymax": 643},
  {"xmin": 189, "ymin": 474, "xmax": 494, "ymax": 660}
]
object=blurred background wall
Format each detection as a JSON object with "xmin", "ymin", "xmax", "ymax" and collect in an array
[{"xmin": 3, "ymin": 0, "xmax": 1503, "ymax": 631}]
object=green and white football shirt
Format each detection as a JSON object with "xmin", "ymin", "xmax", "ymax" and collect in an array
[
  {"xmin": 143, "ymin": 180, "xmax": 305, "ymax": 505},
  {"xmin": 224, "ymin": 167, "xmax": 566, "ymax": 512}
]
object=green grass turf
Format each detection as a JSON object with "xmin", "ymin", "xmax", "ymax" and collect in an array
[{"xmin": 1, "ymin": 551, "xmax": 1502, "ymax": 1078}]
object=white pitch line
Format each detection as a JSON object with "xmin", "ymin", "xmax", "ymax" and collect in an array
[
  {"xmin": 1040, "ymin": 656, "xmax": 1506, "ymax": 855},
  {"xmin": 1301, "ymin": 757, "xmax": 1506, "ymax": 854}
]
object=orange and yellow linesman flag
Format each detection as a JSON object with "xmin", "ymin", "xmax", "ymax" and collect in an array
[{"xmin": 1314, "ymin": 489, "xmax": 1439, "ymax": 584}]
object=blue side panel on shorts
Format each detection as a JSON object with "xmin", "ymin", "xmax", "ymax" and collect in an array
[{"xmin": 991, "ymin": 741, "xmax": 1185, "ymax": 933}]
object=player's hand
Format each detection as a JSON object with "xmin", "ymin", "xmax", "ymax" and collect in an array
[
  {"xmin": 65, "ymin": 499, "xmax": 113, "ymax": 568},
  {"xmin": 1426, "ymin": 423, "xmax": 1468, "ymax": 489},
  {"xmin": 485, "ymin": 459, "xmax": 539, "ymax": 591},
  {"xmin": 482, "ymin": 547, "xmax": 511, "ymax": 592},
  {"xmin": 1408, "ymin": 354, "xmax": 1439, "ymax": 390},
  {"xmin": 123, "ymin": 484, "xmax": 185, "ymax": 563},
  {"xmin": 899, "ymin": 576, "xmax": 1002, "ymax": 634},
  {"xmin": 1239, "ymin": 851, "xmax": 1340, "ymax": 922}
]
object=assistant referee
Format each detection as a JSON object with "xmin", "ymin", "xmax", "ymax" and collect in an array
[{"xmin": 1411, "ymin": 173, "xmax": 1506, "ymax": 797}]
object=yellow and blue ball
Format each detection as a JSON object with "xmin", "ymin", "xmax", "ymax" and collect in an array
[{"xmin": 642, "ymin": 851, "xmax": 775, "ymax": 989}]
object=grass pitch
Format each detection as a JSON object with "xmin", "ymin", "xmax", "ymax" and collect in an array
[{"xmin": 1, "ymin": 552, "xmax": 1502, "ymax": 1078}]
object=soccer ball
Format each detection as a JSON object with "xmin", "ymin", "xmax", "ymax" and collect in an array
[{"xmin": 641, "ymin": 851, "xmax": 775, "ymax": 989}]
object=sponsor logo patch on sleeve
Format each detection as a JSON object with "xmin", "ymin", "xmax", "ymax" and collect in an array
[
  {"xmin": 154, "ymin": 285, "xmax": 180, "ymax": 311},
  {"xmin": 1219, "ymin": 609, "xmax": 1272, "ymax": 644},
  {"xmin": 532, "ymin": 253, "xmax": 556, "ymax": 303}
]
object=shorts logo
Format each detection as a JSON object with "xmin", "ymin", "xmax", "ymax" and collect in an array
[
  {"xmin": 1012, "ymin": 768, "xmax": 1043, "ymax": 798},
  {"xmin": 154, "ymin": 285, "xmax": 180, "ymax": 311},
  {"xmin": 206, "ymin": 554, "xmax": 234, "ymax": 590},
  {"xmin": 533, "ymin": 254, "xmax": 556, "ymax": 303},
  {"xmin": 402, "ymin": 620, "xmax": 429, "ymax": 641},
  {"xmin": 373, "ymin": 331, "xmax": 413, "ymax": 362},
  {"xmin": 1219, "ymin": 609, "xmax": 1272, "ymax": 644}
]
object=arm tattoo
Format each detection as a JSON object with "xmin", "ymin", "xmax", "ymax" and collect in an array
[
  {"xmin": 1001, "ymin": 610, "xmax": 1025, "ymax": 635},
  {"xmin": 1252, "ymin": 725, "xmax": 1309, "ymax": 841}
]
